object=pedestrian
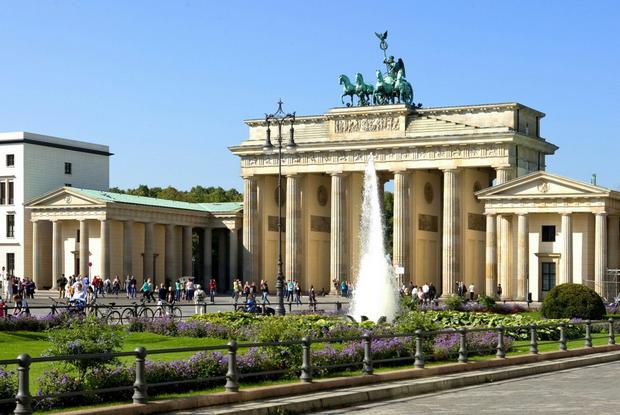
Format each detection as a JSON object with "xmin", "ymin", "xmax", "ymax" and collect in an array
[
  {"xmin": 186, "ymin": 278, "xmax": 195, "ymax": 301},
  {"xmin": 57, "ymin": 274, "xmax": 67, "ymax": 299},
  {"xmin": 208, "ymin": 278, "xmax": 217, "ymax": 303},
  {"xmin": 496, "ymin": 284, "xmax": 503, "ymax": 299},
  {"xmin": 287, "ymin": 279, "xmax": 295, "ymax": 302},
  {"xmin": 308, "ymin": 285, "xmax": 316, "ymax": 310},
  {"xmin": 141, "ymin": 278, "xmax": 155, "ymax": 303},
  {"xmin": 294, "ymin": 281, "xmax": 302, "ymax": 305},
  {"xmin": 260, "ymin": 280, "xmax": 270, "ymax": 304},
  {"xmin": 340, "ymin": 281, "xmax": 348, "ymax": 298},
  {"xmin": 469, "ymin": 283, "xmax": 475, "ymax": 302}
]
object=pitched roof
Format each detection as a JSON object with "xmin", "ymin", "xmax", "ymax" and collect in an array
[{"xmin": 69, "ymin": 188, "xmax": 243, "ymax": 213}]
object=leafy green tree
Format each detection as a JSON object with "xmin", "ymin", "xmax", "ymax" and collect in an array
[{"xmin": 109, "ymin": 184, "xmax": 242, "ymax": 203}]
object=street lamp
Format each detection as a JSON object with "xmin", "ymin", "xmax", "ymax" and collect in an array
[{"xmin": 264, "ymin": 100, "xmax": 296, "ymax": 316}]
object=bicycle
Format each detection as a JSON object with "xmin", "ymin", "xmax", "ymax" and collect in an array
[
  {"xmin": 120, "ymin": 298, "xmax": 155, "ymax": 324},
  {"xmin": 93, "ymin": 302, "xmax": 122, "ymax": 325},
  {"xmin": 47, "ymin": 297, "xmax": 85, "ymax": 319},
  {"xmin": 153, "ymin": 301, "xmax": 183, "ymax": 322}
]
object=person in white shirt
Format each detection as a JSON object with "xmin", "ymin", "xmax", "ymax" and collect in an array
[{"xmin": 468, "ymin": 283, "xmax": 475, "ymax": 302}]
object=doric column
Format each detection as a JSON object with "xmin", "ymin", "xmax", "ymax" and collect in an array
[
  {"xmin": 242, "ymin": 176, "xmax": 258, "ymax": 281},
  {"xmin": 499, "ymin": 214, "xmax": 511, "ymax": 300},
  {"xmin": 495, "ymin": 166, "xmax": 514, "ymax": 185},
  {"xmin": 607, "ymin": 215, "xmax": 619, "ymax": 271},
  {"xmin": 516, "ymin": 214, "xmax": 528, "ymax": 301},
  {"xmin": 229, "ymin": 227, "xmax": 238, "ymax": 283},
  {"xmin": 143, "ymin": 222, "xmax": 154, "ymax": 280},
  {"xmin": 285, "ymin": 174, "xmax": 301, "ymax": 282},
  {"xmin": 100, "ymin": 220, "xmax": 109, "ymax": 279},
  {"xmin": 441, "ymin": 168, "xmax": 460, "ymax": 297},
  {"xmin": 330, "ymin": 173, "xmax": 347, "ymax": 293},
  {"xmin": 217, "ymin": 229, "xmax": 227, "ymax": 289},
  {"xmin": 485, "ymin": 213, "xmax": 497, "ymax": 296},
  {"xmin": 203, "ymin": 227, "xmax": 213, "ymax": 281},
  {"xmin": 32, "ymin": 220, "xmax": 41, "ymax": 285},
  {"xmin": 378, "ymin": 175, "xmax": 388, "ymax": 213},
  {"xmin": 560, "ymin": 213, "xmax": 573, "ymax": 284},
  {"xmin": 51, "ymin": 220, "xmax": 62, "ymax": 289},
  {"xmin": 393, "ymin": 170, "xmax": 409, "ymax": 281},
  {"xmin": 595, "ymin": 213, "xmax": 608, "ymax": 296},
  {"xmin": 79, "ymin": 219, "xmax": 90, "ymax": 278},
  {"xmin": 182, "ymin": 226, "xmax": 193, "ymax": 276},
  {"xmin": 122, "ymin": 220, "xmax": 133, "ymax": 278},
  {"xmin": 165, "ymin": 224, "xmax": 176, "ymax": 280}
]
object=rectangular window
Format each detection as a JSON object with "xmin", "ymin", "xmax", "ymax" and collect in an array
[
  {"xmin": 65, "ymin": 162, "xmax": 72, "ymax": 175},
  {"xmin": 6, "ymin": 253, "xmax": 15, "ymax": 276},
  {"xmin": 541, "ymin": 225, "xmax": 556, "ymax": 242},
  {"xmin": 6, "ymin": 214, "xmax": 14, "ymax": 238},
  {"xmin": 0, "ymin": 182, "xmax": 5, "ymax": 205},
  {"xmin": 7, "ymin": 181, "xmax": 13, "ymax": 205},
  {"xmin": 542, "ymin": 262, "xmax": 556, "ymax": 292},
  {"xmin": 6, "ymin": 154, "xmax": 14, "ymax": 167},
  {"xmin": 76, "ymin": 229, "xmax": 80, "ymax": 243},
  {"xmin": 65, "ymin": 183, "xmax": 72, "ymax": 187}
]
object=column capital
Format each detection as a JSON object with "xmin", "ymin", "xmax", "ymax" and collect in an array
[
  {"xmin": 484, "ymin": 212, "xmax": 496, "ymax": 217},
  {"xmin": 595, "ymin": 212, "xmax": 608, "ymax": 217},
  {"xmin": 285, "ymin": 173, "xmax": 300, "ymax": 178},
  {"xmin": 328, "ymin": 171, "xmax": 347, "ymax": 177},
  {"xmin": 391, "ymin": 168, "xmax": 408, "ymax": 174},
  {"xmin": 517, "ymin": 212, "xmax": 528, "ymax": 217},
  {"xmin": 561, "ymin": 212, "xmax": 573, "ymax": 217},
  {"xmin": 441, "ymin": 167, "xmax": 459, "ymax": 173}
]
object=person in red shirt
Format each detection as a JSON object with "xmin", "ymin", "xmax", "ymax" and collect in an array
[{"xmin": 208, "ymin": 278, "xmax": 217, "ymax": 303}]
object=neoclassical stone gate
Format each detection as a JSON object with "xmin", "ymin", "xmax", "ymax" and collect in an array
[{"xmin": 230, "ymin": 103, "xmax": 558, "ymax": 296}]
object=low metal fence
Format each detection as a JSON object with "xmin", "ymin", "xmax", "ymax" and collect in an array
[{"xmin": 0, "ymin": 319, "xmax": 617, "ymax": 414}]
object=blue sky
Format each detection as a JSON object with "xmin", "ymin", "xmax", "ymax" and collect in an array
[{"xmin": 1, "ymin": 0, "xmax": 618, "ymax": 190}]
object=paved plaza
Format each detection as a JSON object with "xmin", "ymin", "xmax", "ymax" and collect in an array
[{"xmin": 315, "ymin": 361, "xmax": 620, "ymax": 414}]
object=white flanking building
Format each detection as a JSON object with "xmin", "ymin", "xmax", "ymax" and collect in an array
[{"xmin": 0, "ymin": 132, "xmax": 110, "ymax": 279}]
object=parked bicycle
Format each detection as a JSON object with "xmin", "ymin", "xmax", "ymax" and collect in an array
[
  {"xmin": 93, "ymin": 302, "xmax": 122, "ymax": 325},
  {"xmin": 47, "ymin": 297, "xmax": 86, "ymax": 319},
  {"xmin": 153, "ymin": 301, "xmax": 183, "ymax": 322},
  {"xmin": 120, "ymin": 298, "xmax": 155, "ymax": 324}
]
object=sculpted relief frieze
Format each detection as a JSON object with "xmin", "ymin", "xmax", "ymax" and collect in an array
[
  {"xmin": 334, "ymin": 116, "xmax": 401, "ymax": 134},
  {"xmin": 241, "ymin": 144, "xmax": 510, "ymax": 170}
]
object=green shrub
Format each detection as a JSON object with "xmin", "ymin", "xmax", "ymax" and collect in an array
[
  {"xmin": 444, "ymin": 294, "xmax": 464, "ymax": 311},
  {"xmin": 541, "ymin": 283, "xmax": 606, "ymax": 320},
  {"xmin": 44, "ymin": 316, "xmax": 124, "ymax": 377},
  {"xmin": 478, "ymin": 294, "xmax": 496, "ymax": 309}
]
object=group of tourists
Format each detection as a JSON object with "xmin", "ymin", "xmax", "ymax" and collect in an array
[
  {"xmin": 333, "ymin": 279, "xmax": 353, "ymax": 298},
  {"xmin": 399, "ymin": 281, "xmax": 438, "ymax": 304},
  {"xmin": 456, "ymin": 281, "xmax": 476, "ymax": 301},
  {"xmin": 1, "ymin": 275, "xmax": 36, "ymax": 300}
]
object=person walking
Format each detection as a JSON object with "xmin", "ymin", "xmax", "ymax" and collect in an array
[
  {"xmin": 468, "ymin": 283, "xmax": 475, "ymax": 302},
  {"xmin": 260, "ymin": 280, "xmax": 270, "ymax": 304},
  {"xmin": 57, "ymin": 274, "xmax": 67, "ymax": 299},
  {"xmin": 308, "ymin": 285, "xmax": 317, "ymax": 310},
  {"xmin": 208, "ymin": 278, "xmax": 217, "ymax": 303},
  {"xmin": 294, "ymin": 281, "xmax": 302, "ymax": 305},
  {"xmin": 141, "ymin": 278, "xmax": 155, "ymax": 303}
]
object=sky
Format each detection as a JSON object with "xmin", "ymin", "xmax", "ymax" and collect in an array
[{"xmin": 0, "ymin": 0, "xmax": 619, "ymax": 191}]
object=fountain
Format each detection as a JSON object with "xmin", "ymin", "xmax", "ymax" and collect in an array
[{"xmin": 349, "ymin": 155, "xmax": 400, "ymax": 322}]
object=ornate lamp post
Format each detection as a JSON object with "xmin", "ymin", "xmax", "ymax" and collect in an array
[{"xmin": 263, "ymin": 100, "xmax": 296, "ymax": 316}]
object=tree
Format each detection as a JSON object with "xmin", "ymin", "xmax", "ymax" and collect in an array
[{"xmin": 109, "ymin": 184, "xmax": 243, "ymax": 203}]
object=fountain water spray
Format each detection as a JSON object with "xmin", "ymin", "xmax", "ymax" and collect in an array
[{"xmin": 350, "ymin": 155, "xmax": 400, "ymax": 322}]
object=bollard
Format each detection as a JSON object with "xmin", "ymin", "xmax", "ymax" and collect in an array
[
  {"xmin": 496, "ymin": 326, "xmax": 506, "ymax": 359},
  {"xmin": 225, "ymin": 340, "xmax": 239, "ymax": 392},
  {"xmin": 132, "ymin": 347, "xmax": 148, "ymax": 404},
  {"xmin": 336, "ymin": 301, "xmax": 342, "ymax": 312},
  {"xmin": 529, "ymin": 325, "xmax": 538, "ymax": 354},
  {"xmin": 414, "ymin": 329, "xmax": 425, "ymax": 368},
  {"xmin": 559, "ymin": 323, "xmax": 567, "ymax": 351},
  {"xmin": 458, "ymin": 328, "xmax": 468, "ymax": 363},
  {"xmin": 585, "ymin": 320, "xmax": 592, "ymax": 348},
  {"xmin": 288, "ymin": 301, "xmax": 292, "ymax": 313},
  {"xmin": 608, "ymin": 318, "xmax": 616, "ymax": 345},
  {"xmin": 300, "ymin": 337, "xmax": 313, "ymax": 382},
  {"xmin": 362, "ymin": 333, "xmax": 373, "ymax": 375},
  {"xmin": 14, "ymin": 354, "xmax": 32, "ymax": 415}
]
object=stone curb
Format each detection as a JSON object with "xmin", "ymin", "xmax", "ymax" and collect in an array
[{"xmin": 62, "ymin": 344, "xmax": 620, "ymax": 415}]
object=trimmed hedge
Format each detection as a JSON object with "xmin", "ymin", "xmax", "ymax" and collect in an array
[{"xmin": 541, "ymin": 283, "xmax": 606, "ymax": 320}]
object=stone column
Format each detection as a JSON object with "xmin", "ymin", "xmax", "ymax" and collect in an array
[
  {"xmin": 182, "ymin": 226, "xmax": 193, "ymax": 276},
  {"xmin": 285, "ymin": 174, "xmax": 301, "ymax": 282},
  {"xmin": 122, "ymin": 220, "xmax": 133, "ymax": 278},
  {"xmin": 378, "ymin": 175, "xmax": 387, "ymax": 213},
  {"xmin": 242, "ymin": 176, "xmax": 258, "ymax": 281},
  {"xmin": 79, "ymin": 219, "xmax": 90, "ymax": 278},
  {"xmin": 516, "ymin": 214, "xmax": 528, "ymax": 301},
  {"xmin": 499, "ymin": 214, "xmax": 511, "ymax": 300},
  {"xmin": 595, "ymin": 213, "xmax": 608, "ymax": 296},
  {"xmin": 441, "ymin": 168, "xmax": 460, "ymax": 297},
  {"xmin": 560, "ymin": 213, "xmax": 573, "ymax": 284},
  {"xmin": 330, "ymin": 173, "xmax": 346, "ymax": 293},
  {"xmin": 203, "ymin": 227, "xmax": 213, "ymax": 281},
  {"xmin": 100, "ymin": 220, "xmax": 110, "ymax": 279},
  {"xmin": 393, "ymin": 170, "xmax": 409, "ymax": 281},
  {"xmin": 51, "ymin": 220, "xmax": 62, "ymax": 289},
  {"xmin": 485, "ymin": 214, "xmax": 497, "ymax": 296},
  {"xmin": 495, "ymin": 166, "xmax": 514, "ymax": 185},
  {"xmin": 32, "ymin": 220, "xmax": 41, "ymax": 285},
  {"xmin": 165, "ymin": 224, "xmax": 176, "ymax": 280},
  {"xmin": 229, "ymin": 227, "xmax": 238, "ymax": 284},
  {"xmin": 217, "ymin": 229, "xmax": 227, "ymax": 289},
  {"xmin": 607, "ymin": 215, "xmax": 619, "ymax": 271},
  {"xmin": 143, "ymin": 222, "xmax": 154, "ymax": 280}
]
